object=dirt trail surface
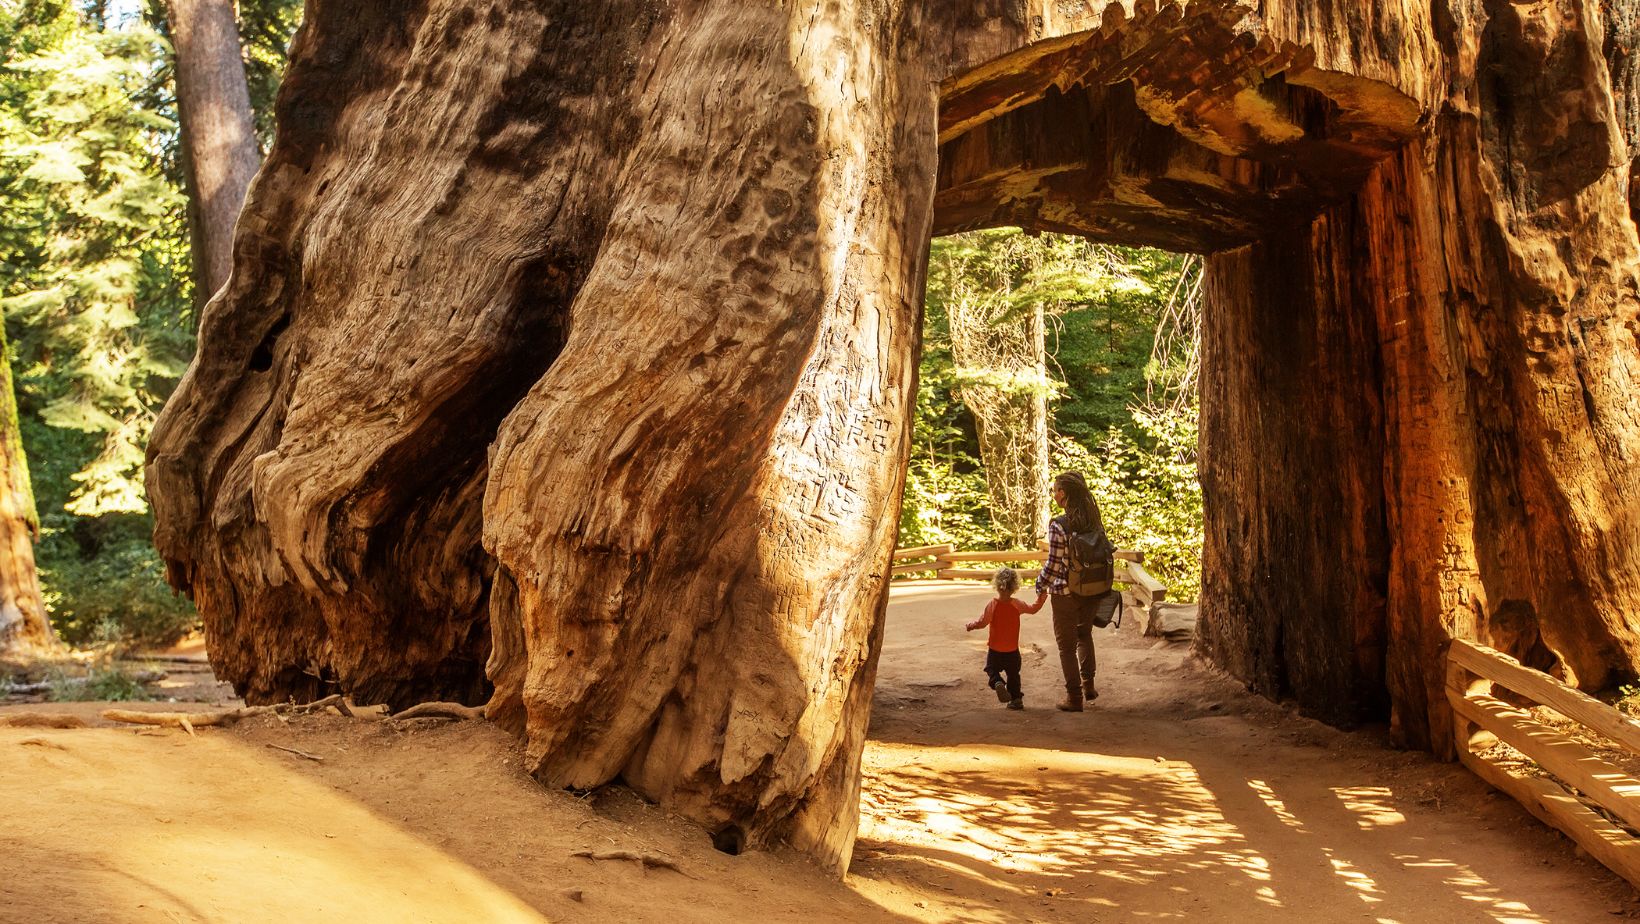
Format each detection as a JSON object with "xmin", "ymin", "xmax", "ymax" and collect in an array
[{"xmin": 5, "ymin": 581, "xmax": 1637, "ymax": 922}]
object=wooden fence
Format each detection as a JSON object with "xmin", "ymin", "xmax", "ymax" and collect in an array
[
  {"xmin": 890, "ymin": 543, "xmax": 1167, "ymax": 607},
  {"xmin": 1448, "ymin": 639, "xmax": 1640, "ymax": 888}
]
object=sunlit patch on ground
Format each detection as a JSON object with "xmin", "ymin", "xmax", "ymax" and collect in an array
[{"xmin": 850, "ymin": 582, "xmax": 1624, "ymax": 923}]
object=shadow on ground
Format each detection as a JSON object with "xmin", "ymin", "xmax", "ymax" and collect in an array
[{"xmin": 849, "ymin": 581, "xmax": 1637, "ymax": 923}]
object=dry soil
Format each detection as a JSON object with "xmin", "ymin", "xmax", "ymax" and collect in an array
[{"xmin": 4, "ymin": 581, "xmax": 1637, "ymax": 923}]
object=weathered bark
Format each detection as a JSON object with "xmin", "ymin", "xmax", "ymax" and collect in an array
[
  {"xmin": 1198, "ymin": 2, "xmax": 1640, "ymax": 752},
  {"xmin": 0, "ymin": 323, "xmax": 49, "ymax": 656},
  {"xmin": 167, "ymin": 0, "xmax": 260, "ymax": 301},
  {"xmin": 149, "ymin": 0, "xmax": 958, "ymax": 871},
  {"xmin": 148, "ymin": 0, "xmax": 1640, "ymax": 874},
  {"xmin": 1196, "ymin": 229, "xmax": 1389, "ymax": 727}
]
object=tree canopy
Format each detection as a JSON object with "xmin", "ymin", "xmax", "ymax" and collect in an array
[{"xmin": 0, "ymin": 0, "xmax": 299, "ymax": 644}]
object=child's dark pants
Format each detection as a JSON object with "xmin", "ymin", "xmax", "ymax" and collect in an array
[{"xmin": 984, "ymin": 648, "xmax": 1023, "ymax": 701}]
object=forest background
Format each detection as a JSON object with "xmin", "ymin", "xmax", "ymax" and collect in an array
[{"xmin": 0, "ymin": 0, "xmax": 1203, "ymax": 651}]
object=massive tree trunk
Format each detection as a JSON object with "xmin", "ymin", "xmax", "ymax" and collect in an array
[
  {"xmin": 0, "ymin": 323, "xmax": 50, "ymax": 657},
  {"xmin": 167, "ymin": 0, "xmax": 260, "ymax": 301},
  {"xmin": 1194, "ymin": 2, "xmax": 1640, "ymax": 752},
  {"xmin": 148, "ymin": 0, "xmax": 964, "ymax": 871},
  {"xmin": 148, "ymin": 0, "xmax": 1640, "ymax": 873}
]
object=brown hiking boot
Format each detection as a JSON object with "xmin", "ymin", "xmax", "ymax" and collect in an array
[
  {"xmin": 1083, "ymin": 681, "xmax": 1099, "ymax": 702},
  {"xmin": 1056, "ymin": 697, "xmax": 1084, "ymax": 712}
]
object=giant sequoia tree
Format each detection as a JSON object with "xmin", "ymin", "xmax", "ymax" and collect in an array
[{"xmin": 148, "ymin": 0, "xmax": 1640, "ymax": 872}]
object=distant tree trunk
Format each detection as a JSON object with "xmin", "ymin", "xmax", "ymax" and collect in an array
[
  {"xmin": 0, "ymin": 323, "xmax": 50, "ymax": 657},
  {"xmin": 166, "ymin": 0, "xmax": 260, "ymax": 303},
  {"xmin": 949, "ymin": 294, "xmax": 1051, "ymax": 548}
]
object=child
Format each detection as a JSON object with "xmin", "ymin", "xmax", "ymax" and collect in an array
[{"xmin": 965, "ymin": 567, "xmax": 1047, "ymax": 710}]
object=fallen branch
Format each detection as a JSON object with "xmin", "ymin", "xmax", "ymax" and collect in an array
[
  {"xmin": 570, "ymin": 849, "xmax": 692, "ymax": 877},
  {"xmin": 101, "ymin": 705, "xmax": 276, "ymax": 730},
  {"xmin": 306, "ymin": 694, "xmax": 355, "ymax": 718},
  {"xmin": 0, "ymin": 712, "xmax": 87, "ymax": 729},
  {"xmin": 390, "ymin": 701, "xmax": 485, "ymax": 721},
  {"xmin": 265, "ymin": 743, "xmax": 325, "ymax": 761}
]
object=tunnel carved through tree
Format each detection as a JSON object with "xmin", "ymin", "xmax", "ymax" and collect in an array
[{"xmin": 146, "ymin": 0, "xmax": 1640, "ymax": 874}]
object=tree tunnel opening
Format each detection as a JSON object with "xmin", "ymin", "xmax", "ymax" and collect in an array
[{"xmin": 916, "ymin": 17, "xmax": 1423, "ymax": 731}]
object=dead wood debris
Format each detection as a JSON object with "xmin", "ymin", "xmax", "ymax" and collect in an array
[
  {"xmin": 102, "ymin": 705, "xmax": 277, "ymax": 734},
  {"xmin": 570, "ymin": 849, "xmax": 693, "ymax": 877},
  {"xmin": 265, "ymin": 743, "xmax": 325, "ymax": 761},
  {"xmin": 97, "ymin": 694, "xmax": 385, "ymax": 733},
  {"xmin": 4, "ymin": 695, "xmax": 479, "ymax": 743},
  {"xmin": 0, "ymin": 712, "xmax": 87, "ymax": 729},
  {"xmin": 389, "ymin": 701, "xmax": 485, "ymax": 721}
]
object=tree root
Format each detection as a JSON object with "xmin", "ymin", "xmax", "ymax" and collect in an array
[
  {"xmin": 390, "ymin": 701, "xmax": 485, "ymax": 721},
  {"xmin": 570, "ymin": 849, "xmax": 694, "ymax": 877},
  {"xmin": 89, "ymin": 697, "xmax": 477, "ymax": 736}
]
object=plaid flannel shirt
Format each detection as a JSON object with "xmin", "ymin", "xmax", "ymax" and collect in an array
[{"xmin": 1036, "ymin": 519, "xmax": 1070, "ymax": 595}]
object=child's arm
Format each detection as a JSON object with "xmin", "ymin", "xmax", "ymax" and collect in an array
[
  {"xmin": 965, "ymin": 599, "xmax": 996, "ymax": 632},
  {"xmin": 1019, "ymin": 592, "xmax": 1048, "ymax": 615}
]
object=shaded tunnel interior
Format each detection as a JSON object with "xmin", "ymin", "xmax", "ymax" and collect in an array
[{"xmin": 930, "ymin": 17, "xmax": 1423, "ymax": 727}]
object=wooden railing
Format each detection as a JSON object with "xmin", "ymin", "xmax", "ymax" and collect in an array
[
  {"xmin": 1447, "ymin": 639, "xmax": 1640, "ymax": 887},
  {"xmin": 890, "ymin": 543, "xmax": 1167, "ymax": 606}
]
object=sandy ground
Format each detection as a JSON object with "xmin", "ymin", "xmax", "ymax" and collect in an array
[{"xmin": 4, "ymin": 581, "xmax": 1638, "ymax": 923}]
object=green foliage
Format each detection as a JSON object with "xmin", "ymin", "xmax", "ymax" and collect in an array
[
  {"xmin": 905, "ymin": 229, "xmax": 1205, "ymax": 599},
  {"xmin": 898, "ymin": 454, "xmax": 994, "ymax": 552},
  {"xmin": 1, "ymin": 0, "xmax": 192, "ymax": 516},
  {"xmin": 0, "ymin": 0, "xmax": 206, "ymax": 644},
  {"xmin": 1056, "ymin": 405, "xmax": 1203, "ymax": 601},
  {"xmin": 48, "ymin": 661, "xmax": 155, "ymax": 701},
  {"xmin": 24, "ymin": 415, "xmax": 195, "ymax": 646},
  {"xmin": 1049, "ymin": 246, "xmax": 1190, "ymax": 443},
  {"xmin": 235, "ymin": 0, "xmax": 303, "ymax": 145}
]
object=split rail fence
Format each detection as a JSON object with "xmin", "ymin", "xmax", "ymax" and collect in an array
[
  {"xmin": 890, "ymin": 543, "xmax": 1167, "ymax": 607},
  {"xmin": 1448, "ymin": 638, "xmax": 1640, "ymax": 888}
]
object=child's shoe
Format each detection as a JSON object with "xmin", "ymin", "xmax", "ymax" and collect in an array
[
  {"xmin": 1007, "ymin": 698, "xmax": 1024, "ymax": 711},
  {"xmin": 992, "ymin": 679, "xmax": 1010, "ymax": 703}
]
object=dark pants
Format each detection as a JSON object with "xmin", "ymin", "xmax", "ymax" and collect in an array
[
  {"xmin": 1051, "ymin": 592, "xmax": 1099, "ymax": 699},
  {"xmin": 984, "ymin": 648, "xmax": 1023, "ymax": 701}
]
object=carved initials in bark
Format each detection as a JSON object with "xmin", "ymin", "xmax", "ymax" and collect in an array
[{"xmin": 148, "ymin": 0, "xmax": 1640, "ymax": 872}]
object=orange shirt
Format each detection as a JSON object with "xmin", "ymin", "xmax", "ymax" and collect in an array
[{"xmin": 968, "ymin": 595, "xmax": 1045, "ymax": 652}]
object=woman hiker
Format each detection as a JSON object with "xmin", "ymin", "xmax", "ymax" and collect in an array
[{"xmin": 1035, "ymin": 471, "xmax": 1112, "ymax": 712}]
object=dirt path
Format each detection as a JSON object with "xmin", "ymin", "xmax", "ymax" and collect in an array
[
  {"xmin": 3, "ymin": 581, "xmax": 1636, "ymax": 922},
  {"xmin": 853, "ymin": 582, "xmax": 1639, "ymax": 922}
]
